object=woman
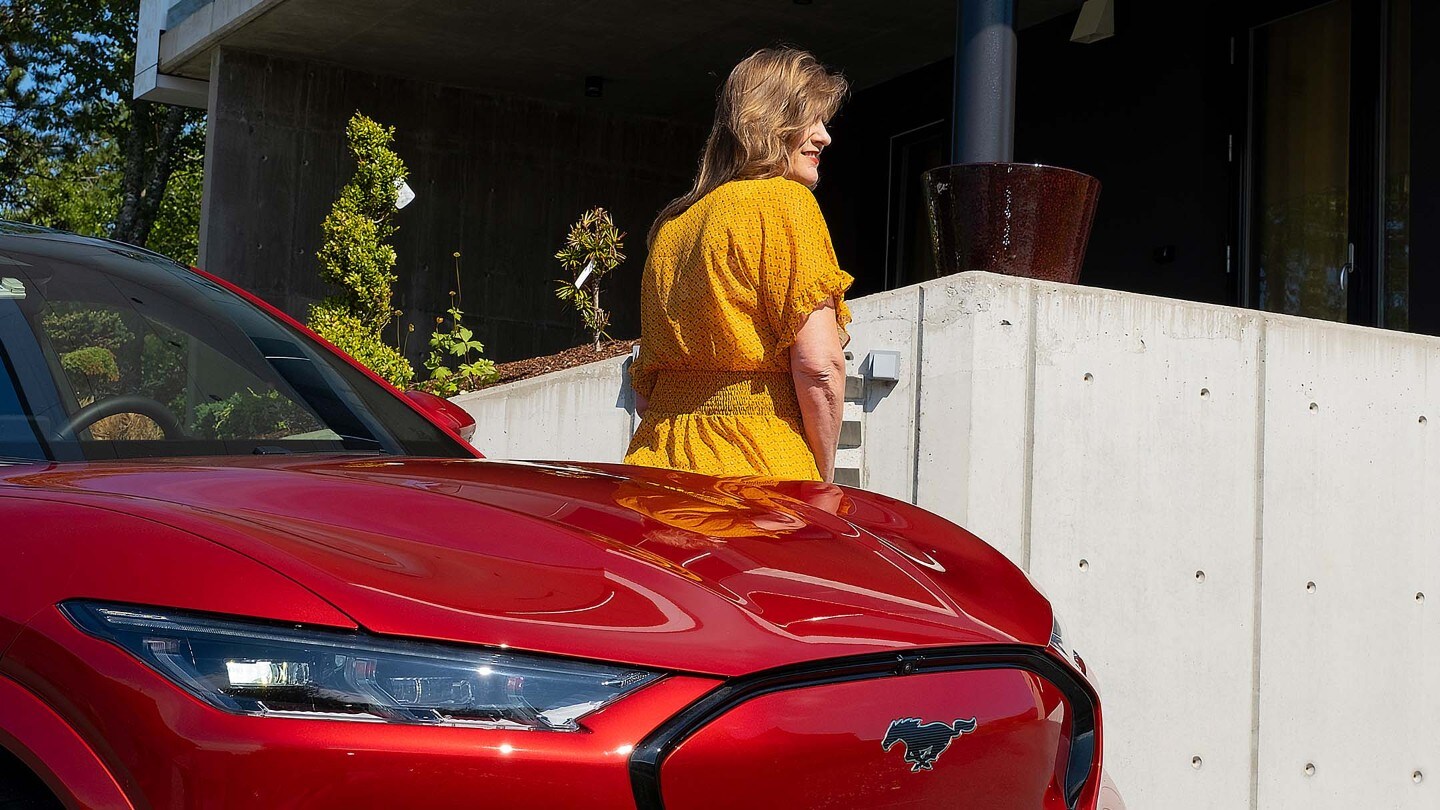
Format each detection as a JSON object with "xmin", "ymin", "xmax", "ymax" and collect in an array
[{"xmin": 624, "ymin": 47, "xmax": 852, "ymax": 482}]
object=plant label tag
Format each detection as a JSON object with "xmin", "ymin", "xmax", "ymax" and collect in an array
[
  {"xmin": 573, "ymin": 260, "xmax": 595, "ymax": 289},
  {"xmin": 395, "ymin": 179, "xmax": 416, "ymax": 210}
]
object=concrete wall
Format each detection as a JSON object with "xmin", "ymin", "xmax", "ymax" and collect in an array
[
  {"xmin": 201, "ymin": 48, "xmax": 703, "ymax": 363},
  {"xmin": 452, "ymin": 271, "xmax": 1440, "ymax": 808}
]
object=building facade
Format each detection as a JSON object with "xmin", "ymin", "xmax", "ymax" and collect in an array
[{"xmin": 135, "ymin": 0, "xmax": 1437, "ymax": 361}]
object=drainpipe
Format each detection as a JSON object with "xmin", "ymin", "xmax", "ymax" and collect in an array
[{"xmin": 953, "ymin": 0, "xmax": 1017, "ymax": 164}]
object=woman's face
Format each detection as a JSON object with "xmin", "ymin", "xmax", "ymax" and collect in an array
[{"xmin": 785, "ymin": 120, "xmax": 832, "ymax": 188}]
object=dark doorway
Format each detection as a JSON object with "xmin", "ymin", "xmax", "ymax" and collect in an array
[
  {"xmin": 886, "ymin": 120, "xmax": 950, "ymax": 289},
  {"xmin": 1237, "ymin": 0, "xmax": 1411, "ymax": 327}
]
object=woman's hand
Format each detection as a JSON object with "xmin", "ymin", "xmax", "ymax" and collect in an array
[{"xmin": 790, "ymin": 299, "xmax": 846, "ymax": 482}]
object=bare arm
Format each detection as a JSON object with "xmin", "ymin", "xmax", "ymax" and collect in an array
[{"xmin": 790, "ymin": 301, "xmax": 846, "ymax": 482}]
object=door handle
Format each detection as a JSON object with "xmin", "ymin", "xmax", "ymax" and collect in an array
[{"xmin": 1339, "ymin": 242, "xmax": 1356, "ymax": 292}]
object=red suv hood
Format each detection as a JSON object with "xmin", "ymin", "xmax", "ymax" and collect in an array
[{"xmin": 3, "ymin": 457, "xmax": 1050, "ymax": 676}]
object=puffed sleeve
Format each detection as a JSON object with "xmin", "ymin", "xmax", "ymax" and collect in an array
[{"xmin": 757, "ymin": 182, "xmax": 854, "ymax": 352}]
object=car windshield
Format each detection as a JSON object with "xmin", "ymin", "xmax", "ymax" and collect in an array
[{"xmin": 0, "ymin": 229, "xmax": 469, "ymax": 463}]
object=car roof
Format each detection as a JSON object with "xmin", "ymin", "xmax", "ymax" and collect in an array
[{"xmin": 0, "ymin": 219, "xmax": 183, "ymax": 268}]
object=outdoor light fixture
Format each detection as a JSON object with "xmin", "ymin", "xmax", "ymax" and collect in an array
[
  {"xmin": 1070, "ymin": 0, "xmax": 1114, "ymax": 44},
  {"xmin": 585, "ymin": 76, "xmax": 604, "ymax": 98}
]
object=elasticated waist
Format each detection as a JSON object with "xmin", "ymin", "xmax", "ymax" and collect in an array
[{"xmin": 646, "ymin": 370, "xmax": 800, "ymax": 417}]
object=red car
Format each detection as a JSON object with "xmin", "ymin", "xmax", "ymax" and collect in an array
[{"xmin": 0, "ymin": 223, "xmax": 1120, "ymax": 809}]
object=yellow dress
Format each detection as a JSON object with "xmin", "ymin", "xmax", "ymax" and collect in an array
[{"xmin": 624, "ymin": 177, "xmax": 854, "ymax": 480}]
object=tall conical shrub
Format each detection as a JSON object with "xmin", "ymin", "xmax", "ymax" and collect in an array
[{"xmin": 307, "ymin": 113, "xmax": 413, "ymax": 387}]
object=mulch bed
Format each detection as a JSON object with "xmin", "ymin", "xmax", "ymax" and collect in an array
[{"xmin": 481, "ymin": 338, "xmax": 639, "ymax": 388}]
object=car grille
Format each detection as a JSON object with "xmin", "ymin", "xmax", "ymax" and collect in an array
[{"xmin": 630, "ymin": 646, "xmax": 1097, "ymax": 810}]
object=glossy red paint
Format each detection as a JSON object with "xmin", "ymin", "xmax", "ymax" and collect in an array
[
  {"xmin": 662, "ymin": 669, "xmax": 1071, "ymax": 809},
  {"xmin": 0, "ymin": 675, "xmax": 133, "ymax": 809},
  {"xmin": 0, "ymin": 456, "xmax": 1054, "ymax": 676},
  {"xmin": 0, "ymin": 494, "xmax": 355, "ymax": 655},
  {"xmin": 404, "ymin": 389, "xmax": 478, "ymax": 441}
]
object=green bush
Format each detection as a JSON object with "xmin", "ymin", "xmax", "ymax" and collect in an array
[
  {"xmin": 310, "ymin": 303, "xmax": 416, "ymax": 388},
  {"xmin": 307, "ymin": 113, "xmax": 413, "ymax": 388},
  {"xmin": 422, "ymin": 251, "xmax": 498, "ymax": 397},
  {"xmin": 59, "ymin": 345, "xmax": 120, "ymax": 390},
  {"xmin": 192, "ymin": 389, "xmax": 318, "ymax": 440},
  {"xmin": 43, "ymin": 306, "xmax": 132, "ymax": 354}
]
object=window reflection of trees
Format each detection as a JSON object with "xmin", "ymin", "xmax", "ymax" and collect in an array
[
  {"xmin": 1256, "ymin": 187, "xmax": 1348, "ymax": 319},
  {"xmin": 42, "ymin": 302, "xmax": 322, "ymax": 442}
]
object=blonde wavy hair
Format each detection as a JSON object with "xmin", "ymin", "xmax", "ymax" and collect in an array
[{"xmin": 648, "ymin": 47, "xmax": 849, "ymax": 246}]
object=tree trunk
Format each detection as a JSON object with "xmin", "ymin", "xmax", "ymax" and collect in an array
[
  {"xmin": 111, "ymin": 101, "xmax": 187, "ymax": 248},
  {"xmin": 111, "ymin": 100, "xmax": 148, "ymax": 243},
  {"xmin": 593, "ymin": 286, "xmax": 602, "ymax": 351}
]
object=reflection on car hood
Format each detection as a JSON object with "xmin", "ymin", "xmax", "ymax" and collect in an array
[{"xmin": 2, "ymin": 457, "xmax": 1051, "ymax": 676}]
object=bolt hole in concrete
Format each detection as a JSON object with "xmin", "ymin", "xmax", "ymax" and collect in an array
[
  {"xmin": 1414, "ymin": 770, "xmax": 1424, "ymax": 784},
  {"xmin": 1195, "ymin": 570, "xmax": 1206, "ymax": 583},
  {"xmin": 1083, "ymin": 372, "xmax": 1094, "ymax": 382},
  {"xmin": 1421, "ymin": 415, "xmax": 1428, "ymax": 425},
  {"xmin": 1078, "ymin": 559, "xmax": 1090, "ymax": 572},
  {"xmin": 1306, "ymin": 581, "xmax": 1316, "ymax": 593},
  {"xmin": 1304, "ymin": 763, "xmax": 1316, "ymax": 777},
  {"xmin": 1418, "ymin": 592, "xmax": 1426, "ymax": 604},
  {"xmin": 1191, "ymin": 756, "xmax": 1203, "ymax": 770},
  {"xmin": 1200, "ymin": 388, "xmax": 1210, "ymax": 399},
  {"xmin": 1309, "ymin": 402, "xmax": 1320, "ymax": 412}
]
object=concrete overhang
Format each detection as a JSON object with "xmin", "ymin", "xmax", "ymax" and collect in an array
[{"xmin": 139, "ymin": 0, "xmax": 1083, "ymax": 116}]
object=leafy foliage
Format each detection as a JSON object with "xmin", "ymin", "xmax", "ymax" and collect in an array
[
  {"xmin": 139, "ymin": 332, "xmax": 188, "ymax": 411},
  {"xmin": 306, "ymin": 113, "xmax": 413, "ymax": 388},
  {"xmin": 9, "ymin": 139, "xmax": 121, "ymax": 239},
  {"xmin": 421, "ymin": 252, "xmax": 498, "ymax": 397},
  {"xmin": 1, "ymin": 0, "xmax": 205, "ymax": 263},
  {"xmin": 42, "ymin": 305, "xmax": 132, "ymax": 354},
  {"xmin": 192, "ymin": 389, "xmax": 317, "ymax": 441},
  {"xmin": 555, "ymin": 207, "xmax": 626, "ymax": 350},
  {"xmin": 309, "ymin": 303, "xmax": 416, "ymax": 389},
  {"xmin": 147, "ymin": 158, "xmax": 204, "ymax": 267},
  {"xmin": 59, "ymin": 345, "xmax": 120, "ymax": 386}
]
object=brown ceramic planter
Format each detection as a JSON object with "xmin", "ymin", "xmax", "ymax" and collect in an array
[{"xmin": 923, "ymin": 163, "xmax": 1101, "ymax": 285}]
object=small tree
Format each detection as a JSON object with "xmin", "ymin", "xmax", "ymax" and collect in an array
[
  {"xmin": 555, "ymin": 207, "xmax": 626, "ymax": 351},
  {"xmin": 307, "ymin": 113, "xmax": 413, "ymax": 387}
]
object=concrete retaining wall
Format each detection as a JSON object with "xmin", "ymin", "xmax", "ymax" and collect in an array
[{"xmin": 451, "ymin": 271, "xmax": 1439, "ymax": 808}]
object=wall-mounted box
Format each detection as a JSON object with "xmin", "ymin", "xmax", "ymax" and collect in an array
[{"xmin": 865, "ymin": 349, "xmax": 902, "ymax": 382}]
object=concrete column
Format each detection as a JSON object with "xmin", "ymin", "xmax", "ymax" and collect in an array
[{"xmin": 953, "ymin": 0, "xmax": 1017, "ymax": 163}]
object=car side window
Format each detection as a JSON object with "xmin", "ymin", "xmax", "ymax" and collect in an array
[{"xmin": 40, "ymin": 301, "xmax": 331, "ymax": 443}]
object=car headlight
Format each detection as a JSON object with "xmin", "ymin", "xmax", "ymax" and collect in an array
[{"xmin": 62, "ymin": 601, "xmax": 663, "ymax": 731}]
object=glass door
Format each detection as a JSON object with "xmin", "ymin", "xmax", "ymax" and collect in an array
[
  {"xmin": 1239, "ymin": 0, "xmax": 1410, "ymax": 327},
  {"xmin": 885, "ymin": 120, "xmax": 948, "ymax": 290},
  {"xmin": 1249, "ymin": 0, "xmax": 1352, "ymax": 321}
]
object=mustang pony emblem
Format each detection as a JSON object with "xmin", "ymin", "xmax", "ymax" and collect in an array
[{"xmin": 881, "ymin": 717, "xmax": 979, "ymax": 771}]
